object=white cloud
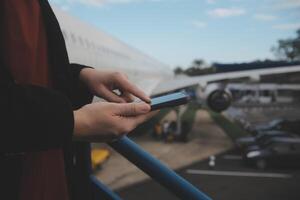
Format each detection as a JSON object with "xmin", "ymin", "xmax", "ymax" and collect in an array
[
  {"xmin": 207, "ymin": 7, "xmax": 246, "ymax": 18},
  {"xmin": 273, "ymin": 23, "xmax": 300, "ymax": 30},
  {"xmin": 254, "ymin": 14, "xmax": 277, "ymax": 21},
  {"xmin": 206, "ymin": 0, "xmax": 216, "ymax": 4},
  {"xmin": 191, "ymin": 21, "xmax": 207, "ymax": 28},
  {"xmin": 75, "ymin": 0, "xmax": 138, "ymax": 6},
  {"xmin": 274, "ymin": 0, "xmax": 300, "ymax": 10},
  {"xmin": 51, "ymin": 0, "xmax": 160, "ymax": 7}
]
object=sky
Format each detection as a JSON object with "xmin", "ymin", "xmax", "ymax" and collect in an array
[{"xmin": 49, "ymin": 0, "xmax": 300, "ymax": 68}]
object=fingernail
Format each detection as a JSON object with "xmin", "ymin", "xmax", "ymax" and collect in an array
[
  {"xmin": 147, "ymin": 97, "xmax": 151, "ymax": 103},
  {"xmin": 143, "ymin": 96, "xmax": 151, "ymax": 103},
  {"xmin": 140, "ymin": 103, "xmax": 150, "ymax": 113}
]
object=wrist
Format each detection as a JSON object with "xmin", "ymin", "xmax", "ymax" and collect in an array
[
  {"xmin": 73, "ymin": 109, "xmax": 89, "ymax": 140},
  {"xmin": 79, "ymin": 67, "xmax": 95, "ymax": 83}
]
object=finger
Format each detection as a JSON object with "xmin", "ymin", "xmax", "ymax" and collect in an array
[
  {"xmin": 124, "ymin": 111, "xmax": 159, "ymax": 133},
  {"xmin": 97, "ymin": 86, "xmax": 126, "ymax": 103},
  {"xmin": 116, "ymin": 76, "xmax": 151, "ymax": 103},
  {"xmin": 116, "ymin": 102, "xmax": 151, "ymax": 116},
  {"xmin": 120, "ymin": 91, "xmax": 134, "ymax": 103},
  {"xmin": 134, "ymin": 110, "xmax": 158, "ymax": 124}
]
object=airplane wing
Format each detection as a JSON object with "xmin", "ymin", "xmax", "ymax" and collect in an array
[{"xmin": 152, "ymin": 65, "xmax": 300, "ymax": 95}]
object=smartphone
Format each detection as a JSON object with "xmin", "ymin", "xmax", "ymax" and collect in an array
[{"xmin": 150, "ymin": 92, "xmax": 190, "ymax": 111}]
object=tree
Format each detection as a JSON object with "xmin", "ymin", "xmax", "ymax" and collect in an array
[
  {"xmin": 173, "ymin": 59, "xmax": 216, "ymax": 76},
  {"xmin": 271, "ymin": 29, "xmax": 300, "ymax": 61},
  {"xmin": 174, "ymin": 66, "xmax": 184, "ymax": 75},
  {"xmin": 192, "ymin": 59, "xmax": 206, "ymax": 69},
  {"xmin": 185, "ymin": 59, "xmax": 216, "ymax": 76}
]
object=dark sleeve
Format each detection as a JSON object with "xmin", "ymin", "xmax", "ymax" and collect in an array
[
  {"xmin": 0, "ymin": 82, "xmax": 74, "ymax": 154},
  {"xmin": 69, "ymin": 63, "xmax": 94, "ymax": 109}
]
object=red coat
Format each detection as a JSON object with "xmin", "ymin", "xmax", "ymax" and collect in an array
[{"xmin": 0, "ymin": 1, "xmax": 93, "ymax": 199}]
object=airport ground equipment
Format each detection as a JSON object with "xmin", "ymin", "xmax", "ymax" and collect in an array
[
  {"xmin": 236, "ymin": 130, "xmax": 297, "ymax": 150},
  {"xmin": 244, "ymin": 137, "xmax": 300, "ymax": 169},
  {"xmin": 246, "ymin": 119, "xmax": 300, "ymax": 135},
  {"xmin": 91, "ymin": 148, "xmax": 110, "ymax": 169}
]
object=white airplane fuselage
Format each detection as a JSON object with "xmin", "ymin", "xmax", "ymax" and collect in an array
[{"xmin": 52, "ymin": 6, "xmax": 173, "ymax": 96}]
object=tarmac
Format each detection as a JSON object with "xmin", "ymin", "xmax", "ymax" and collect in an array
[
  {"xmin": 117, "ymin": 148, "xmax": 300, "ymax": 200},
  {"xmin": 115, "ymin": 104, "xmax": 300, "ymax": 200},
  {"xmin": 95, "ymin": 109, "xmax": 233, "ymax": 190}
]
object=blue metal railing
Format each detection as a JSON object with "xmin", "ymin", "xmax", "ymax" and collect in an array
[
  {"xmin": 91, "ymin": 175, "xmax": 122, "ymax": 200},
  {"xmin": 91, "ymin": 136, "xmax": 212, "ymax": 200}
]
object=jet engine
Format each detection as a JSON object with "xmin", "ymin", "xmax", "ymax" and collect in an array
[{"xmin": 199, "ymin": 83, "xmax": 232, "ymax": 112}]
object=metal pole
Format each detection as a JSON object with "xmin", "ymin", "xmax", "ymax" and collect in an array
[
  {"xmin": 109, "ymin": 136, "xmax": 212, "ymax": 200},
  {"xmin": 90, "ymin": 175, "xmax": 123, "ymax": 200}
]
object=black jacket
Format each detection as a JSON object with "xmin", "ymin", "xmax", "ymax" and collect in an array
[{"xmin": 0, "ymin": 1, "xmax": 94, "ymax": 199}]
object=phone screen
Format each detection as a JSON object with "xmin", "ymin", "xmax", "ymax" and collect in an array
[{"xmin": 150, "ymin": 92, "xmax": 189, "ymax": 111}]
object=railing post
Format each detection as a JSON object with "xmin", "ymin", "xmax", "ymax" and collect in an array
[
  {"xmin": 90, "ymin": 175, "xmax": 123, "ymax": 200},
  {"xmin": 109, "ymin": 136, "xmax": 212, "ymax": 200}
]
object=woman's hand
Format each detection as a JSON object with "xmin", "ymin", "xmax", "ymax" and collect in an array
[
  {"xmin": 79, "ymin": 68, "xmax": 150, "ymax": 103},
  {"xmin": 73, "ymin": 101, "xmax": 155, "ymax": 142}
]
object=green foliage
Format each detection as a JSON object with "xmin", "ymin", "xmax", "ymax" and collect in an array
[
  {"xmin": 173, "ymin": 59, "xmax": 216, "ymax": 76},
  {"xmin": 185, "ymin": 66, "xmax": 216, "ymax": 76},
  {"xmin": 174, "ymin": 66, "xmax": 184, "ymax": 75},
  {"xmin": 271, "ymin": 29, "xmax": 300, "ymax": 62}
]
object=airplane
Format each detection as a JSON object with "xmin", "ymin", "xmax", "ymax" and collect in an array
[
  {"xmin": 49, "ymin": 4, "xmax": 300, "ymax": 200},
  {"xmin": 52, "ymin": 5, "xmax": 300, "ymax": 113}
]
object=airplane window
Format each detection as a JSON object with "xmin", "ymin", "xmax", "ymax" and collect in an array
[
  {"xmin": 71, "ymin": 33, "xmax": 76, "ymax": 43},
  {"xmin": 78, "ymin": 36, "xmax": 84, "ymax": 46},
  {"xmin": 98, "ymin": 46, "xmax": 104, "ymax": 55},
  {"xmin": 62, "ymin": 30, "xmax": 68, "ymax": 40},
  {"xmin": 104, "ymin": 48, "xmax": 108, "ymax": 54},
  {"xmin": 91, "ymin": 43, "xmax": 95, "ymax": 50},
  {"xmin": 85, "ymin": 39, "xmax": 90, "ymax": 48},
  {"xmin": 90, "ymin": 43, "xmax": 93, "ymax": 49}
]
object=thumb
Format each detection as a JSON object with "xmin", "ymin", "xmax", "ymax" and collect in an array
[{"xmin": 117, "ymin": 102, "xmax": 151, "ymax": 116}]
